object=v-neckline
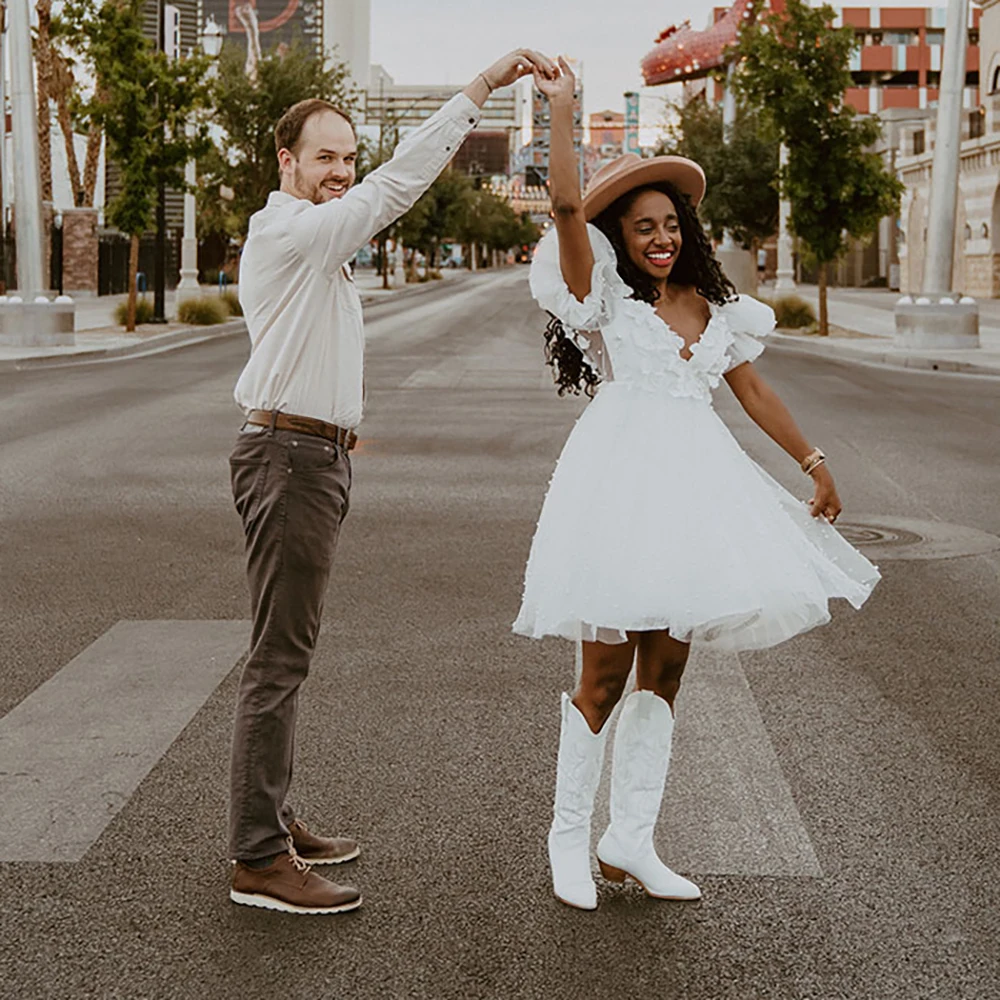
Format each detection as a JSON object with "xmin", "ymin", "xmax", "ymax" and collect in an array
[{"xmin": 644, "ymin": 299, "xmax": 717, "ymax": 363}]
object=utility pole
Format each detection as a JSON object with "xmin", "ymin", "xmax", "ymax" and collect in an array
[{"xmin": 7, "ymin": 0, "xmax": 45, "ymax": 297}]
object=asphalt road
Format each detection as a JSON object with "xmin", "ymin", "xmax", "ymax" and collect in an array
[{"xmin": 1, "ymin": 268, "xmax": 999, "ymax": 1000}]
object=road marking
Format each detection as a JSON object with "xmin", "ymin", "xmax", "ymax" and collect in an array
[
  {"xmin": 591, "ymin": 645, "xmax": 823, "ymax": 877},
  {"xmin": 0, "ymin": 620, "xmax": 248, "ymax": 862}
]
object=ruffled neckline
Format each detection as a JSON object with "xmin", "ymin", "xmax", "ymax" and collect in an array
[{"xmin": 621, "ymin": 296, "xmax": 734, "ymax": 371}]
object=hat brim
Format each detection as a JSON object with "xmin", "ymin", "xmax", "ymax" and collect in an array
[{"xmin": 582, "ymin": 157, "xmax": 706, "ymax": 221}]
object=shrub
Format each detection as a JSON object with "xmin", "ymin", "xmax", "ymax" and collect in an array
[
  {"xmin": 772, "ymin": 294, "xmax": 816, "ymax": 329},
  {"xmin": 114, "ymin": 296, "xmax": 156, "ymax": 326},
  {"xmin": 219, "ymin": 289, "xmax": 243, "ymax": 316},
  {"xmin": 177, "ymin": 296, "xmax": 227, "ymax": 325}
]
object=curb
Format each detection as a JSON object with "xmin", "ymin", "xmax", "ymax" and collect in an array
[
  {"xmin": 0, "ymin": 273, "xmax": 476, "ymax": 373},
  {"xmin": 767, "ymin": 330, "xmax": 1000, "ymax": 378},
  {"xmin": 0, "ymin": 319, "xmax": 248, "ymax": 373}
]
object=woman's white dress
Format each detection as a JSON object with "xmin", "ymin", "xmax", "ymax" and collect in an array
[{"xmin": 512, "ymin": 224, "xmax": 880, "ymax": 650}]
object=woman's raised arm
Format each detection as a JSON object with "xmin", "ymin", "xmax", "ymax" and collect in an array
[{"xmin": 535, "ymin": 58, "xmax": 594, "ymax": 303}]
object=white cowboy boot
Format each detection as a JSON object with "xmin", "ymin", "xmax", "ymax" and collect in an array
[
  {"xmin": 548, "ymin": 692, "xmax": 610, "ymax": 910},
  {"xmin": 596, "ymin": 690, "xmax": 701, "ymax": 900}
]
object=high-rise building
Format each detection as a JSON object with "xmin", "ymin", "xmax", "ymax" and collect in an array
[
  {"xmin": 365, "ymin": 68, "xmax": 519, "ymax": 177},
  {"xmin": 525, "ymin": 58, "xmax": 583, "ymax": 187},
  {"xmin": 323, "ymin": 0, "xmax": 371, "ymax": 90}
]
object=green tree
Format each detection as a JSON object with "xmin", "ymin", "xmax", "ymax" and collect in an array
[
  {"xmin": 657, "ymin": 97, "xmax": 779, "ymax": 252},
  {"xmin": 64, "ymin": 0, "xmax": 209, "ymax": 330},
  {"xmin": 396, "ymin": 170, "xmax": 476, "ymax": 277},
  {"xmin": 735, "ymin": 0, "xmax": 903, "ymax": 333},
  {"xmin": 198, "ymin": 41, "xmax": 358, "ymax": 241}
]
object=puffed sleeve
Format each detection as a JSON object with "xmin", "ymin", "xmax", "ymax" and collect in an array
[
  {"xmin": 528, "ymin": 223, "xmax": 629, "ymax": 333},
  {"xmin": 719, "ymin": 294, "xmax": 776, "ymax": 372}
]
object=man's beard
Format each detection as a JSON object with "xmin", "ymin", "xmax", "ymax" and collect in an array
[{"xmin": 291, "ymin": 164, "xmax": 327, "ymax": 205}]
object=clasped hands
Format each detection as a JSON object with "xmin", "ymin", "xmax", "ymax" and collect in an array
[{"xmin": 475, "ymin": 50, "xmax": 575, "ymax": 96}]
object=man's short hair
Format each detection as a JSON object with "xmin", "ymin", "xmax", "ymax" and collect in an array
[{"xmin": 275, "ymin": 99, "xmax": 355, "ymax": 156}]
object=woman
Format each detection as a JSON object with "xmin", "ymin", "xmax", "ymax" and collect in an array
[{"xmin": 513, "ymin": 59, "xmax": 880, "ymax": 911}]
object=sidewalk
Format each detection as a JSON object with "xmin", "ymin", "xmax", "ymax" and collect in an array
[
  {"xmin": 0, "ymin": 267, "xmax": 467, "ymax": 372},
  {"xmin": 761, "ymin": 283, "xmax": 1000, "ymax": 377}
]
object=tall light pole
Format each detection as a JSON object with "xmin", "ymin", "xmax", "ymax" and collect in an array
[
  {"xmin": 177, "ymin": 13, "xmax": 224, "ymax": 301},
  {"xmin": 8, "ymin": 0, "xmax": 45, "ymax": 298},
  {"xmin": 774, "ymin": 143, "xmax": 796, "ymax": 292},
  {"xmin": 0, "ymin": 0, "xmax": 8, "ymax": 293},
  {"xmin": 923, "ymin": 0, "xmax": 969, "ymax": 296},
  {"xmin": 895, "ymin": 0, "xmax": 979, "ymax": 348},
  {"xmin": 714, "ymin": 60, "xmax": 757, "ymax": 293}
]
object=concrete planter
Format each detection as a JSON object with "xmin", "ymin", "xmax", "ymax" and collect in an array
[{"xmin": 0, "ymin": 299, "xmax": 76, "ymax": 347}]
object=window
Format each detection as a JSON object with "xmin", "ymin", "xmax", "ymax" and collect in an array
[
  {"xmin": 913, "ymin": 130, "xmax": 925, "ymax": 155},
  {"xmin": 992, "ymin": 66, "xmax": 1000, "ymax": 94},
  {"xmin": 884, "ymin": 31, "xmax": 914, "ymax": 46}
]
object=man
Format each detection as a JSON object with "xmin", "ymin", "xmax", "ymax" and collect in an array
[{"xmin": 227, "ymin": 49, "xmax": 557, "ymax": 915}]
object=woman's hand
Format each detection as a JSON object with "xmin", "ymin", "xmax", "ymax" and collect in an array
[
  {"xmin": 482, "ymin": 49, "xmax": 557, "ymax": 89},
  {"xmin": 808, "ymin": 465, "xmax": 842, "ymax": 523},
  {"xmin": 534, "ymin": 56, "xmax": 576, "ymax": 104}
]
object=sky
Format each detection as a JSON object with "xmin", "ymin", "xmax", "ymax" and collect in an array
[{"xmin": 369, "ymin": 0, "xmax": 959, "ymax": 132}]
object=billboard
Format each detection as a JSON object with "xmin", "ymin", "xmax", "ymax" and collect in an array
[{"xmin": 203, "ymin": 0, "xmax": 323, "ymax": 57}]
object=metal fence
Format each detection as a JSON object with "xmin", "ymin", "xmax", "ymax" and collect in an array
[
  {"xmin": 98, "ymin": 231, "xmax": 178, "ymax": 296},
  {"xmin": 0, "ymin": 233, "xmax": 15, "ymax": 293}
]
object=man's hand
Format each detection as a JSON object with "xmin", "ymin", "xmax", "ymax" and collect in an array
[
  {"xmin": 534, "ymin": 56, "xmax": 576, "ymax": 105},
  {"xmin": 483, "ymin": 49, "xmax": 557, "ymax": 89},
  {"xmin": 807, "ymin": 465, "xmax": 843, "ymax": 523}
]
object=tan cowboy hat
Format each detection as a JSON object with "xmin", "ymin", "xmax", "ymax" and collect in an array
[{"xmin": 582, "ymin": 153, "xmax": 706, "ymax": 220}]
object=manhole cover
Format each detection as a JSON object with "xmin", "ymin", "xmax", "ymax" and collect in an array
[{"xmin": 836, "ymin": 516, "xmax": 1000, "ymax": 561}]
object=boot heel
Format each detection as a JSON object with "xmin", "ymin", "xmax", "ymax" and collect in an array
[{"xmin": 598, "ymin": 860, "xmax": 626, "ymax": 883}]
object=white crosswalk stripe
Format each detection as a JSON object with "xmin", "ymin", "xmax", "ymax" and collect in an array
[
  {"xmin": 0, "ymin": 620, "xmax": 248, "ymax": 862},
  {"xmin": 591, "ymin": 645, "xmax": 823, "ymax": 877}
]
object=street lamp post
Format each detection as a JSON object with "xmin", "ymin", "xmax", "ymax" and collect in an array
[
  {"xmin": 7, "ymin": 0, "xmax": 45, "ymax": 298},
  {"xmin": 152, "ymin": 0, "xmax": 169, "ymax": 322},
  {"xmin": 714, "ymin": 61, "xmax": 757, "ymax": 293},
  {"xmin": 0, "ymin": 0, "xmax": 73, "ymax": 345},
  {"xmin": 177, "ymin": 14, "xmax": 224, "ymax": 301},
  {"xmin": 894, "ymin": 0, "xmax": 979, "ymax": 348},
  {"xmin": 774, "ymin": 144, "xmax": 796, "ymax": 292},
  {"xmin": 0, "ymin": 0, "xmax": 7, "ymax": 293}
]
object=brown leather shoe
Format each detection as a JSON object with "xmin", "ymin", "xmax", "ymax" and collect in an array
[
  {"xmin": 230, "ymin": 851, "xmax": 362, "ymax": 914},
  {"xmin": 287, "ymin": 818, "xmax": 360, "ymax": 866}
]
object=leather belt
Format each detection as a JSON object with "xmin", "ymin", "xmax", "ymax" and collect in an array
[{"xmin": 246, "ymin": 409, "xmax": 358, "ymax": 451}]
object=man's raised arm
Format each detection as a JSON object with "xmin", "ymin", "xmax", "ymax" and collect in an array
[{"xmin": 286, "ymin": 49, "xmax": 557, "ymax": 275}]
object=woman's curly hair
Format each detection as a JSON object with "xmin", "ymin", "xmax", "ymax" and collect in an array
[{"xmin": 544, "ymin": 181, "xmax": 737, "ymax": 397}]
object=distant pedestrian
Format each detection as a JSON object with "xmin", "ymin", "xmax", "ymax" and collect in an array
[
  {"xmin": 515, "ymin": 59, "xmax": 880, "ymax": 911},
  {"xmin": 227, "ymin": 48, "xmax": 559, "ymax": 915},
  {"xmin": 757, "ymin": 246, "xmax": 767, "ymax": 277}
]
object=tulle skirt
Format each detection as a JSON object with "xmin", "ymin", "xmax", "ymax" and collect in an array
[{"xmin": 512, "ymin": 382, "xmax": 880, "ymax": 649}]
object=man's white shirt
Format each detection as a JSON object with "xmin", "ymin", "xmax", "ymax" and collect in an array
[{"xmin": 234, "ymin": 93, "xmax": 482, "ymax": 429}]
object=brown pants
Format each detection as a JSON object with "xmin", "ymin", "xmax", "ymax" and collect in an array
[{"xmin": 228, "ymin": 421, "xmax": 352, "ymax": 860}]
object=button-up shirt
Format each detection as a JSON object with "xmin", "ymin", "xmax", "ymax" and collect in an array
[{"xmin": 234, "ymin": 93, "xmax": 482, "ymax": 428}]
